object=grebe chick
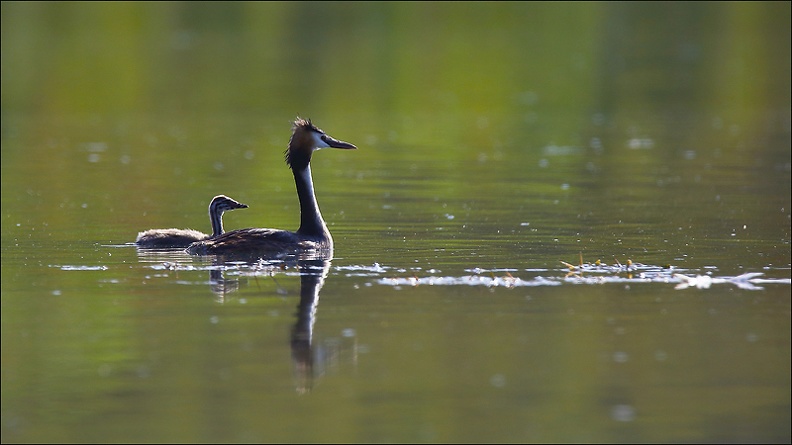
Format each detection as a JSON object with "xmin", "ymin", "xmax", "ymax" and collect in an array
[
  {"xmin": 136, "ymin": 195, "xmax": 248, "ymax": 248},
  {"xmin": 187, "ymin": 118, "xmax": 356, "ymax": 257}
]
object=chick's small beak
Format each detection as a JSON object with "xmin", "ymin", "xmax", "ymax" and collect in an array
[{"xmin": 322, "ymin": 134, "xmax": 357, "ymax": 149}]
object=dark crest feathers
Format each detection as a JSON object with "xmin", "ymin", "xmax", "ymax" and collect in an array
[{"xmin": 284, "ymin": 117, "xmax": 322, "ymax": 168}]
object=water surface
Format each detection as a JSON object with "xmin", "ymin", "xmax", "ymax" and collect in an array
[{"xmin": 2, "ymin": 2, "xmax": 790, "ymax": 443}]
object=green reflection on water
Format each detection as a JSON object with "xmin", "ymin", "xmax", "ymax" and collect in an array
[{"xmin": 2, "ymin": 2, "xmax": 790, "ymax": 443}]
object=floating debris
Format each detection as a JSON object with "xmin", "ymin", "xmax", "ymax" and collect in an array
[
  {"xmin": 51, "ymin": 265, "xmax": 108, "ymax": 271},
  {"xmin": 120, "ymin": 247, "xmax": 789, "ymax": 291},
  {"xmin": 377, "ymin": 270, "xmax": 789, "ymax": 290},
  {"xmin": 378, "ymin": 274, "xmax": 562, "ymax": 288},
  {"xmin": 672, "ymin": 272, "xmax": 783, "ymax": 291}
]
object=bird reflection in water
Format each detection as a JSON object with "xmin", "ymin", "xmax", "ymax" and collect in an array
[
  {"xmin": 135, "ymin": 246, "xmax": 355, "ymax": 393},
  {"xmin": 208, "ymin": 268, "xmax": 244, "ymax": 299},
  {"xmin": 208, "ymin": 257, "xmax": 354, "ymax": 394},
  {"xmin": 290, "ymin": 259, "xmax": 328, "ymax": 394}
]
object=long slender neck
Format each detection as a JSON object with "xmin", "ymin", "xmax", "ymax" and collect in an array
[
  {"xmin": 293, "ymin": 164, "xmax": 329, "ymax": 240},
  {"xmin": 210, "ymin": 208, "xmax": 224, "ymax": 237}
]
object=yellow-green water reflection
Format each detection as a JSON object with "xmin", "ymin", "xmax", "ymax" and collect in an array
[{"xmin": 2, "ymin": 2, "xmax": 790, "ymax": 443}]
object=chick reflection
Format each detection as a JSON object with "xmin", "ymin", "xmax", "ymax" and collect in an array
[{"xmin": 209, "ymin": 268, "xmax": 243, "ymax": 299}]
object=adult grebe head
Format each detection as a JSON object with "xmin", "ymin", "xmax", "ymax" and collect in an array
[{"xmin": 285, "ymin": 118, "xmax": 356, "ymax": 170}]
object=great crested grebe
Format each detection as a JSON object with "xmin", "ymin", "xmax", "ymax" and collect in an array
[
  {"xmin": 135, "ymin": 195, "xmax": 248, "ymax": 248},
  {"xmin": 186, "ymin": 118, "xmax": 356, "ymax": 257}
]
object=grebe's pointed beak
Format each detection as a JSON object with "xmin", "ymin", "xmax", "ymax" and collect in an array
[{"xmin": 321, "ymin": 134, "xmax": 357, "ymax": 149}]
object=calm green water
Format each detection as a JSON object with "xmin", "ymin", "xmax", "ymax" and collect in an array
[{"xmin": 2, "ymin": 2, "xmax": 790, "ymax": 443}]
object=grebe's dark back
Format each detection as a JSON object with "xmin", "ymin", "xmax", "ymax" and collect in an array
[
  {"xmin": 187, "ymin": 118, "xmax": 356, "ymax": 257},
  {"xmin": 136, "ymin": 195, "xmax": 248, "ymax": 248}
]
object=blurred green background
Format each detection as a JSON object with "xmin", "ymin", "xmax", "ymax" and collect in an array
[
  {"xmin": 2, "ymin": 2, "xmax": 790, "ymax": 443},
  {"xmin": 2, "ymin": 2, "xmax": 789, "ymax": 262}
]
